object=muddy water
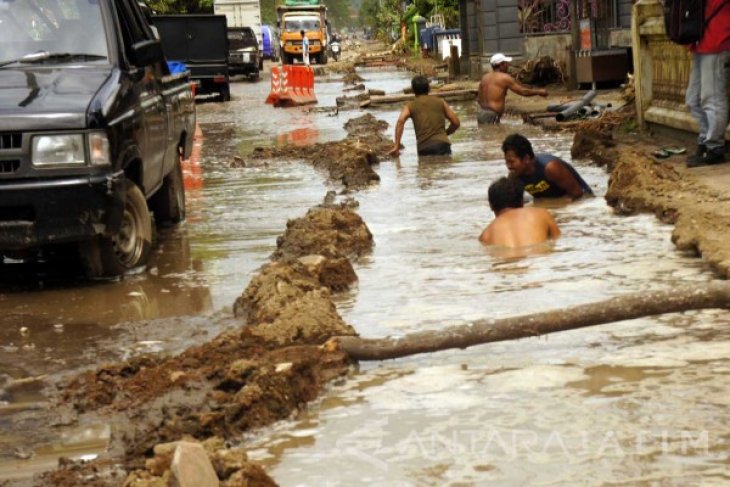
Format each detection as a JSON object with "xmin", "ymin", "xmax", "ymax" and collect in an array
[
  {"xmin": 240, "ymin": 76, "xmax": 729, "ymax": 484},
  {"xmin": 1, "ymin": 65, "xmax": 728, "ymax": 484},
  {"xmin": 0, "ymin": 69, "xmax": 400, "ymax": 476}
]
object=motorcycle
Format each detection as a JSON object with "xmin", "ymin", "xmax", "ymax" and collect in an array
[{"xmin": 330, "ymin": 41, "xmax": 341, "ymax": 61}]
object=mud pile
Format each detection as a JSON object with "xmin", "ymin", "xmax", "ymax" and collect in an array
[
  {"xmin": 250, "ymin": 113, "xmax": 391, "ymax": 189},
  {"xmin": 41, "ymin": 196, "xmax": 374, "ymax": 485},
  {"xmin": 565, "ymin": 102, "xmax": 730, "ymax": 278},
  {"xmin": 605, "ymin": 148, "xmax": 730, "ymax": 277}
]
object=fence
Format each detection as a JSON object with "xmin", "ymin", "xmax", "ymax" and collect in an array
[{"xmin": 520, "ymin": 0, "xmax": 620, "ymax": 48}]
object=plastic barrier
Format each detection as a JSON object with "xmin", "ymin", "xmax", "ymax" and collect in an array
[{"xmin": 265, "ymin": 65, "xmax": 317, "ymax": 107}]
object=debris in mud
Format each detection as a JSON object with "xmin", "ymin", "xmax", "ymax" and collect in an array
[
  {"xmin": 123, "ymin": 438, "xmax": 276, "ymax": 487},
  {"xmin": 46, "ymin": 176, "xmax": 376, "ymax": 485},
  {"xmin": 516, "ymin": 56, "xmax": 565, "ymax": 86},
  {"xmin": 343, "ymin": 70, "xmax": 365, "ymax": 85},
  {"xmin": 569, "ymin": 105, "xmax": 634, "ymax": 169},
  {"xmin": 344, "ymin": 112, "xmax": 389, "ymax": 135},
  {"xmin": 251, "ymin": 113, "xmax": 391, "ymax": 189},
  {"xmin": 344, "ymin": 83, "xmax": 366, "ymax": 91}
]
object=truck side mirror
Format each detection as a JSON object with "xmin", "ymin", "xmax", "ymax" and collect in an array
[{"xmin": 131, "ymin": 39, "xmax": 164, "ymax": 67}]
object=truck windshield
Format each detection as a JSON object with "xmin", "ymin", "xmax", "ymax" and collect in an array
[
  {"xmin": 0, "ymin": 0, "xmax": 109, "ymax": 65},
  {"xmin": 284, "ymin": 18, "xmax": 320, "ymax": 33}
]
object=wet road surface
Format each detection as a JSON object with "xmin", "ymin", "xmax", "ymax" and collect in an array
[{"xmin": 1, "ymin": 65, "xmax": 729, "ymax": 485}]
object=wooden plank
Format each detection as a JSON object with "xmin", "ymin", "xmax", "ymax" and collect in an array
[{"xmin": 367, "ymin": 89, "xmax": 478, "ymax": 106}]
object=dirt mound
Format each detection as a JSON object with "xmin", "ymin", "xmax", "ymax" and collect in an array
[
  {"xmin": 46, "ymin": 193, "xmax": 376, "ymax": 485},
  {"xmin": 251, "ymin": 114, "xmax": 391, "ymax": 189},
  {"xmin": 344, "ymin": 113, "xmax": 389, "ymax": 135},
  {"xmin": 605, "ymin": 148, "xmax": 730, "ymax": 277}
]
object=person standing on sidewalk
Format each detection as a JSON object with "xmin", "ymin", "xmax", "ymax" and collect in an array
[
  {"xmin": 300, "ymin": 30, "xmax": 310, "ymax": 67},
  {"xmin": 685, "ymin": 0, "xmax": 730, "ymax": 167}
]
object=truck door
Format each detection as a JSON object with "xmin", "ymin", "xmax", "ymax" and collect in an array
[{"xmin": 115, "ymin": 0, "xmax": 168, "ymax": 194}]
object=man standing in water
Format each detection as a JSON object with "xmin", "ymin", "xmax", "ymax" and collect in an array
[
  {"xmin": 301, "ymin": 30, "xmax": 310, "ymax": 66},
  {"xmin": 477, "ymin": 53, "xmax": 548, "ymax": 125},
  {"xmin": 387, "ymin": 75, "xmax": 461, "ymax": 156},
  {"xmin": 479, "ymin": 176, "xmax": 561, "ymax": 246},
  {"xmin": 501, "ymin": 133, "xmax": 593, "ymax": 200}
]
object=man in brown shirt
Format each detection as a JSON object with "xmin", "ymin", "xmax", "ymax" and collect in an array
[
  {"xmin": 477, "ymin": 53, "xmax": 548, "ymax": 124},
  {"xmin": 388, "ymin": 75, "xmax": 460, "ymax": 156}
]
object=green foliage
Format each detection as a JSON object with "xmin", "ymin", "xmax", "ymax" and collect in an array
[
  {"xmin": 359, "ymin": 0, "xmax": 459, "ymax": 42},
  {"xmin": 261, "ymin": 0, "xmax": 277, "ymax": 24},
  {"xmin": 146, "ymin": 0, "xmax": 214, "ymax": 13},
  {"xmin": 360, "ymin": 0, "xmax": 403, "ymax": 41}
]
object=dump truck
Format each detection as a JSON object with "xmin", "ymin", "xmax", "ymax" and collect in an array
[{"xmin": 277, "ymin": 0, "xmax": 328, "ymax": 65}]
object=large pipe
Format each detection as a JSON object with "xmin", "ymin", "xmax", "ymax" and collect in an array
[{"xmin": 556, "ymin": 89, "xmax": 597, "ymax": 121}]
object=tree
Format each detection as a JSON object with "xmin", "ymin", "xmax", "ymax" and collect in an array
[{"xmin": 146, "ymin": 0, "xmax": 214, "ymax": 14}]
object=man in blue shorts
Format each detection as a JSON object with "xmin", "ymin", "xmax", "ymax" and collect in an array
[{"xmin": 501, "ymin": 133, "xmax": 593, "ymax": 200}]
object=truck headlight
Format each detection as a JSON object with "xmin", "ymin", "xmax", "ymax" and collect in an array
[
  {"xmin": 32, "ymin": 134, "xmax": 85, "ymax": 166},
  {"xmin": 88, "ymin": 132, "xmax": 111, "ymax": 166}
]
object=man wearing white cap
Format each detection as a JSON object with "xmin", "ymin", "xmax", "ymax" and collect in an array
[{"xmin": 477, "ymin": 53, "xmax": 548, "ymax": 124}]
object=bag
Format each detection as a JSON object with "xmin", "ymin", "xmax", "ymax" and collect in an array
[{"xmin": 664, "ymin": 0, "xmax": 727, "ymax": 45}]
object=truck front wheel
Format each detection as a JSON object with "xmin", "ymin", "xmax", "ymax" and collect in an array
[{"xmin": 80, "ymin": 181, "xmax": 152, "ymax": 278}]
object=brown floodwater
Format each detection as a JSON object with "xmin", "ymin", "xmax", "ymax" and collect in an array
[{"xmin": 1, "ymin": 66, "xmax": 728, "ymax": 485}]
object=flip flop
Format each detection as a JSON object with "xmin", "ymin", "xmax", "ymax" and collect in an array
[
  {"xmin": 662, "ymin": 145, "xmax": 686, "ymax": 155},
  {"xmin": 652, "ymin": 149, "xmax": 670, "ymax": 158}
]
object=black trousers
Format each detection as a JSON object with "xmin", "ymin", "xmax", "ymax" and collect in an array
[{"xmin": 417, "ymin": 141, "xmax": 452, "ymax": 156}]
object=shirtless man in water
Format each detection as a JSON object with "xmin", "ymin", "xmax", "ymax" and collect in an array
[
  {"xmin": 479, "ymin": 176, "xmax": 560, "ymax": 247},
  {"xmin": 477, "ymin": 53, "xmax": 548, "ymax": 125}
]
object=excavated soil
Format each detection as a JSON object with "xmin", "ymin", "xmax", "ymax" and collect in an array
[
  {"xmin": 249, "ymin": 113, "xmax": 391, "ymax": 189},
  {"xmin": 22, "ymin": 44, "xmax": 729, "ymax": 484},
  {"xmin": 35, "ymin": 194, "xmax": 375, "ymax": 485},
  {"xmin": 567, "ymin": 108, "xmax": 730, "ymax": 278}
]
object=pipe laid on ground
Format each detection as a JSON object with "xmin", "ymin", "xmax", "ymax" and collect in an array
[
  {"xmin": 330, "ymin": 282, "xmax": 730, "ymax": 361},
  {"xmin": 555, "ymin": 90, "xmax": 597, "ymax": 121}
]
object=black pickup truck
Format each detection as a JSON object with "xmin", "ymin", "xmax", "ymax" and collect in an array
[
  {"xmin": 152, "ymin": 14, "xmax": 232, "ymax": 101},
  {"xmin": 227, "ymin": 26, "xmax": 262, "ymax": 81},
  {"xmin": 0, "ymin": 0, "xmax": 196, "ymax": 278}
]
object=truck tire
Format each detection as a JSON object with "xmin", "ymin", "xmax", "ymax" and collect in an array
[
  {"xmin": 220, "ymin": 83, "xmax": 231, "ymax": 102},
  {"xmin": 79, "ymin": 181, "xmax": 152, "ymax": 278},
  {"xmin": 150, "ymin": 155, "xmax": 186, "ymax": 226},
  {"xmin": 281, "ymin": 52, "xmax": 291, "ymax": 65},
  {"xmin": 319, "ymin": 51, "xmax": 328, "ymax": 65},
  {"xmin": 259, "ymin": 57, "xmax": 264, "ymax": 71}
]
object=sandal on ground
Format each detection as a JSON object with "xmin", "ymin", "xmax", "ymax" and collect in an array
[
  {"xmin": 662, "ymin": 145, "xmax": 686, "ymax": 155},
  {"xmin": 652, "ymin": 149, "xmax": 670, "ymax": 158}
]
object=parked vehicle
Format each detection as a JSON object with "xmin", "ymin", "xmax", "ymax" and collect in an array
[
  {"xmin": 152, "ymin": 14, "xmax": 231, "ymax": 101},
  {"xmin": 227, "ymin": 26, "xmax": 261, "ymax": 80},
  {"xmin": 0, "ymin": 0, "xmax": 195, "ymax": 278},
  {"xmin": 277, "ymin": 0, "xmax": 329, "ymax": 65},
  {"xmin": 214, "ymin": 0, "xmax": 263, "ymax": 56},
  {"xmin": 261, "ymin": 24, "xmax": 279, "ymax": 61}
]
